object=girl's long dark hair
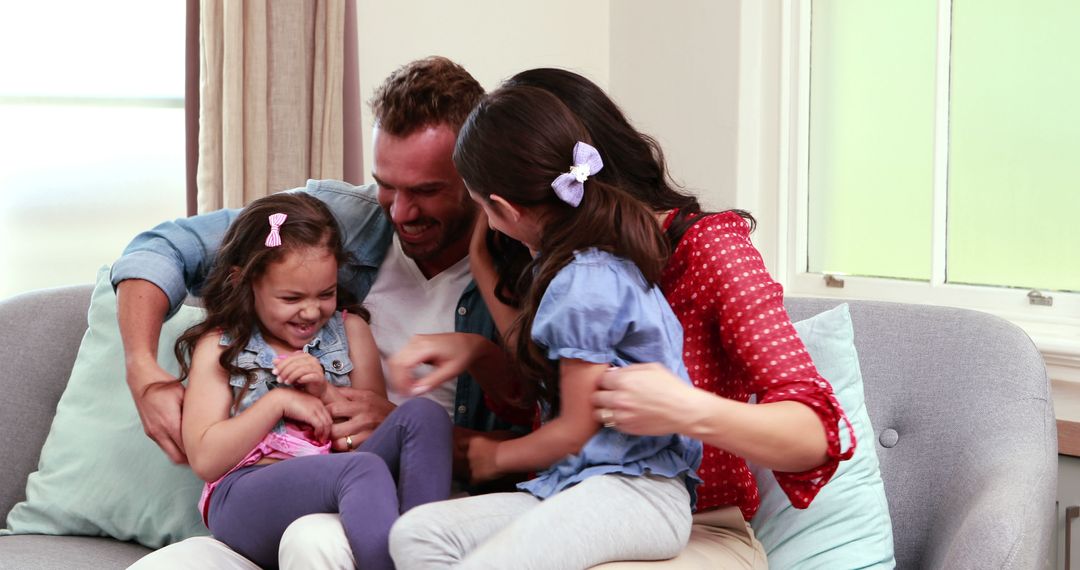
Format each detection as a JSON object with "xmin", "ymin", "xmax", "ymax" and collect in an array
[
  {"xmin": 173, "ymin": 192, "xmax": 352, "ymax": 409},
  {"xmin": 507, "ymin": 68, "xmax": 756, "ymax": 244},
  {"xmin": 483, "ymin": 69, "xmax": 758, "ymax": 312},
  {"xmin": 454, "ymin": 86, "xmax": 669, "ymax": 411}
]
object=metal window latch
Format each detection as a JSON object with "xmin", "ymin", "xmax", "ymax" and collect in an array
[
  {"xmin": 824, "ymin": 274, "xmax": 845, "ymax": 288},
  {"xmin": 1027, "ymin": 290, "xmax": 1053, "ymax": 307}
]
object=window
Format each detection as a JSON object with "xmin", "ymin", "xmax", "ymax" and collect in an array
[
  {"xmin": 0, "ymin": 1, "xmax": 186, "ymax": 299},
  {"xmin": 782, "ymin": 0, "xmax": 1080, "ymax": 373}
]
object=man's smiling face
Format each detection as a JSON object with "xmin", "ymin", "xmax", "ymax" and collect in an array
[{"xmin": 372, "ymin": 124, "xmax": 476, "ymax": 278}]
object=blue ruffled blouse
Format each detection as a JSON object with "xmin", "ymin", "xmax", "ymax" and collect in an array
[{"xmin": 516, "ymin": 249, "xmax": 703, "ymax": 506}]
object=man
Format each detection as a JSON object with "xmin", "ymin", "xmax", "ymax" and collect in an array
[{"xmin": 120, "ymin": 56, "xmax": 525, "ymax": 569}]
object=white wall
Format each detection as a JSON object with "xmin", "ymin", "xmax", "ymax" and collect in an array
[
  {"xmin": 355, "ymin": 0, "xmax": 611, "ymax": 180},
  {"xmin": 354, "ymin": 1, "xmax": 774, "ymax": 267},
  {"xmin": 609, "ymin": 0, "xmax": 741, "ymax": 213}
]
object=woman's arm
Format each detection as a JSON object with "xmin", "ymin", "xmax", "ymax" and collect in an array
[
  {"xmin": 592, "ymin": 363, "xmax": 827, "ymax": 472},
  {"xmin": 663, "ymin": 215, "xmax": 841, "ymax": 476},
  {"xmin": 471, "ymin": 358, "xmax": 602, "ymax": 481},
  {"xmin": 182, "ymin": 333, "xmax": 331, "ymax": 481}
]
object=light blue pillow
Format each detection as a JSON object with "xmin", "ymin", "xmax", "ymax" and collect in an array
[
  {"xmin": 749, "ymin": 303, "xmax": 895, "ymax": 569},
  {"xmin": 2, "ymin": 266, "xmax": 209, "ymax": 548}
]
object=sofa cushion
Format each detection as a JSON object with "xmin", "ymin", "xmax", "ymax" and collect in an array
[
  {"xmin": 750, "ymin": 303, "xmax": 895, "ymax": 569},
  {"xmin": 0, "ymin": 534, "xmax": 152, "ymax": 569},
  {"xmin": 2, "ymin": 266, "xmax": 209, "ymax": 548}
]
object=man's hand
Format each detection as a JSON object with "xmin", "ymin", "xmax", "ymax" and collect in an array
[
  {"xmin": 117, "ymin": 279, "xmax": 186, "ymax": 462},
  {"xmin": 387, "ymin": 333, "xmax": 488, "ymax": 397},
  {"xmin": 327, "ymin": 387, "xmax": 396, "ymax": 451},
  {"xmin": 128, "ymin": 359, "xmax": 188, "ymax": 464}
]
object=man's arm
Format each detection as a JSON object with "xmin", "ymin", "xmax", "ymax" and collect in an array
[
  {"xmin": 112, "ymin": 206, "xmax": 242, "ymax": 464},
  {"xmin": 117, "ymin": 279, "xmax": 188, "ymax": 463}
]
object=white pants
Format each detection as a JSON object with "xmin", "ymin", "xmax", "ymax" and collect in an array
[
  {"xmin": 126, "ymin": 514, "xmax": 354, "ymax": 570},
  {"xmin": 389, "ymin": 474, "xmax": 693, "ymax": 570},
  {"xmin": 129, "ymin": 492, "xmax": 765, "ymax": 570}
]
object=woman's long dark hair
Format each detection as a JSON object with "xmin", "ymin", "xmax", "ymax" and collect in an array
[
  {"xmin": 173, "ymin": 192, "xmax": 352, "ymax": 409},
  {"xmin": 454, "ymin": 86, "xmax": 669, "ymax": 411},
  {"xmin": 482, "ymin": 69, "xmax": 758, "ymax": 311}
]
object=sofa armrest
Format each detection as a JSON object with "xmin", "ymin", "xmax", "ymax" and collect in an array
[{"xmin": 0, "ymin": 285, "xmax": 93, "ymax": 520}]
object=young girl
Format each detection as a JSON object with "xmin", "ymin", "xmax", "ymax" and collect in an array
[
  {"xmin": 175, "ymin": 192, "xmax": 451, "ymax": 570},
  {"xmin": 388, "ymin": 86, "xmax": 703, "ymax": 569}
]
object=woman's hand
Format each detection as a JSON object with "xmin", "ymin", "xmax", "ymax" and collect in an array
[
  {"xmin": 273, "ymin": 352, "xmax": 327, "ymax": 398},
  {"xmin": 273, "ymin": 389, "xmax": 333, "ymax": 444},
  {"xmin": 387, "ymin": 333, "xmax": 490, "ymax": 397},
  {"xmin": 590, "ymin": 363, "xmax": 704, "ymax": 436}
]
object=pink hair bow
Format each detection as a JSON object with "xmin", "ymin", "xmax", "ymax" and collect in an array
[
  {"xmin": 265, "ymin": 213, "xmax": 288, "ymax": 247},
  {"xmin": 550, "ymin": 141, "xmax": 603, "ymax": 207}
]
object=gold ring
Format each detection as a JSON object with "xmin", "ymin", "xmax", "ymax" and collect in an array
[
  {"xmin": 345, "ymin": 434, "xmax": 354, "ymax": 450},
  {"xmin": 599, "ymin": 408, "xmax": 616, "ymax": 429}
]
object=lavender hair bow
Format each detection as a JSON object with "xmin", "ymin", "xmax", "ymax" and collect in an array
[{"xmin": 550, "ymin": 141, "xmax": 603, "ymax": 207}]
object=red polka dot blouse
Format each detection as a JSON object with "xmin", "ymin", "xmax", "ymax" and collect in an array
[{"xmin": 662, "ymin": 211, "xmax": 853, "ymax": 520}]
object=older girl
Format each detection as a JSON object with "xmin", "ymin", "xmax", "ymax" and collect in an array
[{"xmin": 389, "ymin": 85, "xmax": 702, "ymax": 569}]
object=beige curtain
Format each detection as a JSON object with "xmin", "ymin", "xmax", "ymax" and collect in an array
[{"xmin": 197, "ymin": 0, "xmax": 346, "ymax": 212}]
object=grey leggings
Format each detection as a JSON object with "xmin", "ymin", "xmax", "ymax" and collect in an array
[
  {"xmin": 208, "ymin": 398, "xmax": 452, "ymax": 570},
  {"xmin": 389, "ymin": 473, "xmax": 693, "ymax": 570}
]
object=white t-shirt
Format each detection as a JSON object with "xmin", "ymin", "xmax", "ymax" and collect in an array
[{"xmin": 363, "ymin": 235, "xmax": 472, "ymax": 416}]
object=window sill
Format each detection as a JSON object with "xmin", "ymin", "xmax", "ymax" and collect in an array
[{"xmin": 784, "ymin": 273, "xmax": 1080, "ymax": 380}]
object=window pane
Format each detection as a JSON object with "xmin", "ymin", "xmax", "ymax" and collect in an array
[
  {"xmin": 807, "ymin": 1, "xmax": 938, "ymax": 280},
  {"xmin": 0, "ymin": 0, "xmax": 185, "ymax": 299},
  {"xmin": 947, "ymin": 0, "xmax": 1080, "ymax": 292},
  {"xmin": 1, "ymin": 1, "xmax": 184, "ymax": 99},
  {"xmin": 0, "ymin": 105, "xmax": 185, "ymax": 298}
]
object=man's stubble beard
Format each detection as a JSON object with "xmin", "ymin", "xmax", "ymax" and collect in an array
[{"xmin": 392, "ymin": 197, "xmax": 477, "ymax": 264}]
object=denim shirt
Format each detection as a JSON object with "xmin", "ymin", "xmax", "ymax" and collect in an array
[
  {"xmin": 226, "ymin": 312, "xmax": 354, "ymax": 434},
  {"xmin": 112, "ymin": 179, "xmax": 514, "ymax": 433}
]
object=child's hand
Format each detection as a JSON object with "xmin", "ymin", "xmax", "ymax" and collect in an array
[
  {"xmin": 273, "ymin": 352, "xmax": 327, "ymax": 398},
  {"xmin": 274, "ymin": 389, "xmax": 332, "ymax": 443},
  {"xmin": 466, "ymin": 433, "xmax": 504, "ymax": 484}
]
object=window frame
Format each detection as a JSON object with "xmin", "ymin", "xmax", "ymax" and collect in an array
[{"xmin": 776, "ymin": 0, "xmax": 1080, "ymax": 380}]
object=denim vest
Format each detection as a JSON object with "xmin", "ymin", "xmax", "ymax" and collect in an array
[
  {"xmin": 113, "ymin": 179, "xmax": 520, "ymax": 434},
  {"xmin": 224, "ymin": 312, "xmax": 353, "ymax": 434}
]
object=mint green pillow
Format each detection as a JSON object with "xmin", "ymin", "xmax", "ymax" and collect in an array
[
  {"xmin": 2, "ymin": 266, "xmax": 209, "ymax": 548},
  {"xmin": 749, "ymin": 303, "xmax": 895, "ymax": 569}
]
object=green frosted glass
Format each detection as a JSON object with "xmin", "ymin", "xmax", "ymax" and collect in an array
[
  {"xmin": 947, "ymin": 0, "xmax": 1080, "ymax": 293},
  {"xmin": 807, "ymin": 1, "xmax": 937, "ymax": 280}
]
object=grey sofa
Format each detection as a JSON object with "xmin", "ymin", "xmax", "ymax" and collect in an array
[{"xmin": 0, "ymin": 285, "xmax": 1058, "ymax": 569}]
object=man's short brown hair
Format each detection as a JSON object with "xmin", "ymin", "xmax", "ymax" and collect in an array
[{"xmin": 369, "ymin": 56, "xmax": 485, "ymax": 136}]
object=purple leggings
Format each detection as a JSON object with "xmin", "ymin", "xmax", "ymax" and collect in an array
[{"xmin": 207, "ymin": 398, "xmax": 452, "ymax": 570}]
